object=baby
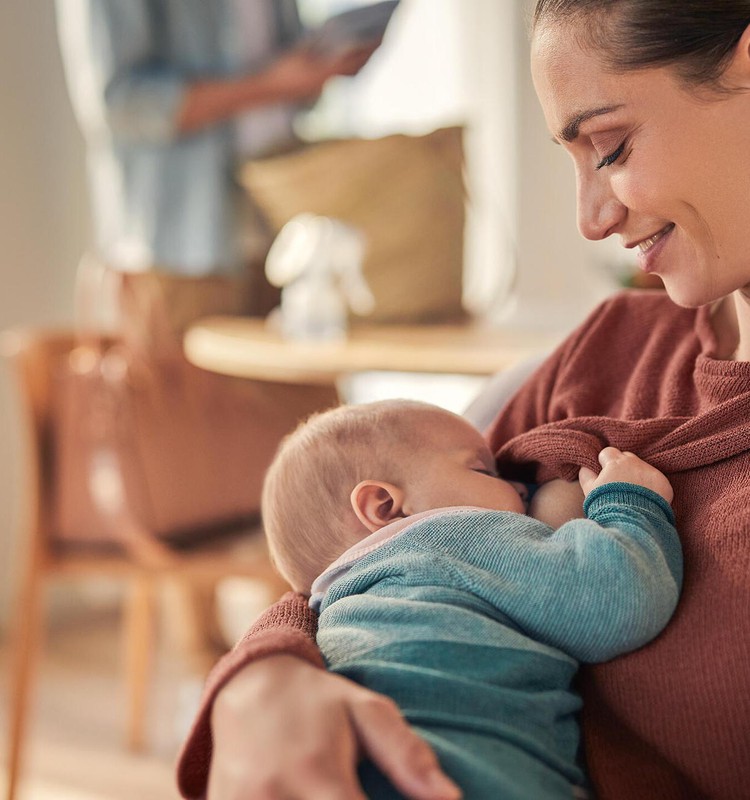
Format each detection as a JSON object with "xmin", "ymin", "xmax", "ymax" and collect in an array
[{"xmin": 262, "ymin": 399, "xmax": 682, "ymax": 799}]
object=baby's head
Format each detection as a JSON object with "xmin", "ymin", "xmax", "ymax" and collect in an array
[{"xmin": 262, "ymin": 399, "xmax": 526, "ymax": 593}]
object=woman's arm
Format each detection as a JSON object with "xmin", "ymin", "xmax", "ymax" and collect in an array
[{"xmin": 177, "ymin": 593, "xmax": 459, "ymax": 800}]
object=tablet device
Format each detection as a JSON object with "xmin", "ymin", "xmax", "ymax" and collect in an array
[{"xmin": 306, "ymin": 1, "xmax": 400, "ymax": 56}]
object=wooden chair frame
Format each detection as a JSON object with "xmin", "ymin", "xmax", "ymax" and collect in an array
[{"xmin": 1, "ymin": 329, "xmax": 286, "ymax": 800}]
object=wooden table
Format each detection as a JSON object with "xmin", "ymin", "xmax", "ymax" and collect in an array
[{"xmin": 184, "ymin": 316, "xmax": 559, "ymax": 384}]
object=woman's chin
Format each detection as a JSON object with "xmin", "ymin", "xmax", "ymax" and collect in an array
[{"xmin": 660, "ymin": 278, "xmax": 726, "ymax": 310}]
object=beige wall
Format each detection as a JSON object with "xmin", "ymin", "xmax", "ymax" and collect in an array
[{"xmin": 0, "ymin": 0, "xmax": 90, "ymax": 631}]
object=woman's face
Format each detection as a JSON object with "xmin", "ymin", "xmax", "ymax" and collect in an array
[{"xmin": 531, "ymin": 21, "xmax": 750, "ymax": 307}]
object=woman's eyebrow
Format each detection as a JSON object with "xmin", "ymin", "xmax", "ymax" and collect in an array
[{"xmin": 556, "ymin": 104, "xmax": 624, "ymax": 143}]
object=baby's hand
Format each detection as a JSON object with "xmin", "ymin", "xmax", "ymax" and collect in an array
[{"xmin": 578, "ymin": 447, "xmax": 674, "ymax": 504}]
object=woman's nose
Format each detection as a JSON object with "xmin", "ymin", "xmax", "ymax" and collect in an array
[{"xmin": 576, "ymin": 171, "xmax": 627, "ymax": 241}]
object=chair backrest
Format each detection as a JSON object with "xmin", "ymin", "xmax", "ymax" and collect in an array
[
  {"xmin": 3, "ymin": 325, "xmax": 340, "ymax": 559},
  {"xmin": 1, "ymin": 330, "xmax": 128, "ymax": 555}
]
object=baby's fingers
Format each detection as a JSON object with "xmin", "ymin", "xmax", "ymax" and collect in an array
[
  {"xmin": 578, "ymin": 466, "xmax": 599, "ymax": 495},
  {"xmin": 598, "ymin": 446, "xmax": 625, "ymax": 466}
]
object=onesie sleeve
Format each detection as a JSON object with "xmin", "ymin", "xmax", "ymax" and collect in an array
[
  {"xmin": 536, "ymin": 484, "xmax": 681, "ymax": 661},
  {"xmin": 437, "ymin": 486, "xmax": 682, "ymax": 664},
  {"xmin": 176, "ymin": 592, "xmax": 322, "ymax": 800}
]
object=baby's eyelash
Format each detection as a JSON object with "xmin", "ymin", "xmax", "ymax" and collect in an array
[{"xmin": 596, "ymin": 141, "xmax": 626, "ymax": 170}]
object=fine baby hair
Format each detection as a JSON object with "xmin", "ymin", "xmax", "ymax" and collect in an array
[{"xmin": 262, "ymin": 399, "xmax": 463, "ymax": 593}]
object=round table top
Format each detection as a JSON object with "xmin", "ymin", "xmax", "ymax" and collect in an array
[{"xmin": 184, "ymin": 316, "xmax": 560, "ymax": 384}]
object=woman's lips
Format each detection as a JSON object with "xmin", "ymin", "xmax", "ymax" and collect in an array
[{"xmin": 635, "ymin": 223, "xmax": 675, "ymax": 272}]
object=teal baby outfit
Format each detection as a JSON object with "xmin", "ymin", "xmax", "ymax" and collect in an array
[{"xmin": 312, "ymin": 483, "xmax": 682, "ymax": 799}]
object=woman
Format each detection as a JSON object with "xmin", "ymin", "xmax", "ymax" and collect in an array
[{"xmin": 177, "ymin": 3, "xmax": 750, "ymax": 798}]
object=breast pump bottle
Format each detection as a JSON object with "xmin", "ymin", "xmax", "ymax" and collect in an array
[{"xmin": 265, "ymin": 214, "xmax": 375, "ymax": 341}]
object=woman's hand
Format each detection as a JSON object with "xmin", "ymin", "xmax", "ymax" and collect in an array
[{"xmin": 208, "ymin": 655, "xmax": 462, "ymax": 800}]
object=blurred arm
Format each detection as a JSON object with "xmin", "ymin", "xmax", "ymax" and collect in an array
[
  {"xmin": 177, "ymin": 41, "xmax": 379, "ymax": 134},
  {"xmin": 56, "ymin": 0, "xmax": 379, "ymax": 141}
]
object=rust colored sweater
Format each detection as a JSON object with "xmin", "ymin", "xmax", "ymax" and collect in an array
[{"xmin": 177, "ymin": 291, "xmax": 750, "ymax": 800}]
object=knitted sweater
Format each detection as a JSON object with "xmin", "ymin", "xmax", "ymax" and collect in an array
[
  {"xmin": 177, "ymin": 291, "xmax": 750, "ymax": 800},
  {"xmin": 314, "ymin": 489, "xmax": 680, "ymax": 800}
]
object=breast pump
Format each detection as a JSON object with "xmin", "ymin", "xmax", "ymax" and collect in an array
[{"xmin": 265, "ymin": 213, "xmax": 375, "ymax": 340}]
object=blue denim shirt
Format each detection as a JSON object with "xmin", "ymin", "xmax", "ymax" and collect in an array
[{"xmin": 55, "ymin": 0, "xmax": 302, "ymax": 275}]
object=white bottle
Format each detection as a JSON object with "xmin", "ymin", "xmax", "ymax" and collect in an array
[{"xmin": 265, "ymin": 214, "xmax": 374, "ymax": 341}]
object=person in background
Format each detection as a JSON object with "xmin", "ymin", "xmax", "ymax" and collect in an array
[
  {"xmin": 55, "ymin": 0, "xmax": 379, "ymax": 354},
  {"xmin": 53, "ymin": 0, "xmax": 375, "ymax": 675},
  {"xmin": 174, "ymin": 2, "xmax": 750, "ymax": 799},
  {"xmin": 262, "ymin": 399, "xmax": 681, "ymax": 799}
]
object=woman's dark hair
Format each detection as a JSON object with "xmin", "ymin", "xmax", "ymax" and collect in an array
[{"xmin": 533, "ymin": 1, "xmax": 750, "ymax": 87}]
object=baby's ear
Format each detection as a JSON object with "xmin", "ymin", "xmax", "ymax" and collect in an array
[{"xmin": 350, "ymin": 481, "xmax": 405, "ymax": 532}]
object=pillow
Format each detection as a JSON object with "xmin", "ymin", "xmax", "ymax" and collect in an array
[{"xmin": 241, "ymin": 126, "xmax": 466, "ymax": 324}]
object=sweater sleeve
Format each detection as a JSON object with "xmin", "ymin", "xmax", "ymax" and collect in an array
[{"xmin": 176, "ymin": 592, "xmax": 323, "ymax": 800}]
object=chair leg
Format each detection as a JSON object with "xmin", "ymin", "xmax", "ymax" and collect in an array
[
  {"xmin": 123, "ymin": 574, "xmax": 156, "ymax": 752},
  {"xmin": 5, "ymin": 567, "xmax": 44, "ymax": 800},
  {"xmin": 161, "ymin": 579, "xmax": 224, "ymax": 676}
]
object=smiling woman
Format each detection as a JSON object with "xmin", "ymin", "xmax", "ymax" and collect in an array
[
  {"xmin": 531, "ymin": 2, "xmax": 750, "ymax": 312},
  {"xmin": 531, "ymin": 0, "xmax": 750, "ymax": 331},
  {"xmin": 176, "ymin": 4, "xmax": 750, "ymax": 800}
]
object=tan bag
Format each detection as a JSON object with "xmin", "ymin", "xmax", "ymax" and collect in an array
[{"xmin": 241, "ymin": 126, "xmax": 467, "ymax": 324}]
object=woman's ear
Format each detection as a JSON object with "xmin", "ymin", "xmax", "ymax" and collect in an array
[
  {"xmin": 726, "ymin": 23, "xmax": 750, "ymax": 87},
  {"xmin": 350, "ymin": 481, "xmax": 406, "ymax": 532}
]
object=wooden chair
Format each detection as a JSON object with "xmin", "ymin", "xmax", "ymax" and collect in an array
[{"xmin": 1, "ymin": 329, "xmax": 289, "ymax": 800}]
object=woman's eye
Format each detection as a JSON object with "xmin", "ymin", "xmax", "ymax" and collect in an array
[
  {"xmin": 472, "ymin": 468, "xmax": 495, "ymax": 477},
  {"xmin": 596, "ymin": 141, "xmax": 626, "ymax": 170}
]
